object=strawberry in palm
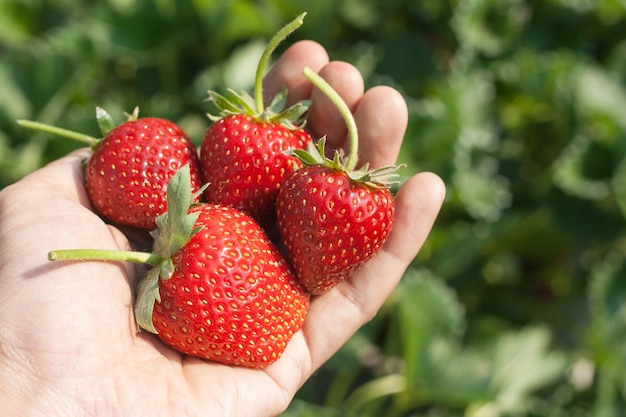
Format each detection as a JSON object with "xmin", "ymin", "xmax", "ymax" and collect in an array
[
  {"xmin": 18, "ymin": 107, "xmax": 203, "ymax": 230},
  {"xmin": 276, "ymin": 68, "xmax": 400, "ymax": 295},
  {"xmin": 48, "ymin": 166, "xmax": 309, "ymax": 369},
  {"xmin": 200, "ymin": 13, "xmax": 311, "ymax": 229},
  {"xmin": 148, "ymin": 203, "xmax": 308, "ymax": 367}
]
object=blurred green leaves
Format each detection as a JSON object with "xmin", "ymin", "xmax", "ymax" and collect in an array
[
  {"xmin": 452, "ymin": 0, "xmax": 530, "ymax": 57},
  {"xmin": 0, "ymin": 0, "xmax": 313, "ymax": 187},
  {"xmin": 342, "ymin": 270, "xmax": 566, "ymax": 416}
]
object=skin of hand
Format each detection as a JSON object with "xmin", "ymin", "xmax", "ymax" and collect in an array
[{"xmin": 0, "ymin": 40, "xmax": 445, "ymax": 417}]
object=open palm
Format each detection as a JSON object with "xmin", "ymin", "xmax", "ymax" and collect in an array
[{"xmin": 0, "ymin": 41, "xmax": 445, "ymax": 417}]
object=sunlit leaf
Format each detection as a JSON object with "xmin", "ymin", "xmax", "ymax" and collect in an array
[
  {"xmin": 452, "ymin": 0, "xmax": 530, "ymax": 56},
  {"xmin": 0, "ymin": 0, "xmax": 34, "ymax": 46},
  {"xmin": 611, "ymin": 157, "xmax": 626, "ymax": 219},
  {"xmin": 489, "ymin": 326, "xmax": 568, "ymax": 413},
  {"xmin": 392, "ymin": 268, "xmax": 465, "ymax": 391},
  {"xmin": 574, "ymin": 63, "xmax": 626, "ymax": 132},
  {"xmin": 553, "ymin": 134, "xmax": 612, "ymax": 200},
  {"xmin": 453, "ymin": 162, "xmax": 512, "ymax": 222},
  {"xmin": 589, "ymin": 253, "xmax": 626, "ymax": 357}
]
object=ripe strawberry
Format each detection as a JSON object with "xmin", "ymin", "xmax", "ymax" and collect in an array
[
  {"xmin": 18, "ymin": 107, "xmax": 203, "ymax": 230},
  {"xmin": 277, "ymin": 141, "xmax": 396, "ymax": 295},
  {"xmin": 48, "ymin": 166, "xmax": 309, "ymax": 369},
  {"xmin": 149, "ymin": 203, "xmax": 308, "ymax": 367},
  {"xmin": 276, "ymin": 68, "xmax": 400, "ymax": 295},
  {"xmin": 201, "ymin": 112, "xmax": 310, "ymax": 228},
  {"xmin": 200, "ymin": 13, "xmax": 311, "ymax": 229}
]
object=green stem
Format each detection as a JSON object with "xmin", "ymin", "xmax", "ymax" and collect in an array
[
  {"xmin": 48, "ymin": 249, "xmax": 162, "ymax": 265},
  {"xmin": 341, "ymin": 374, "xmax": 407, "ymax": 414},
  {"xmin": 303, "ymin": 66, "xmax": 360, "ymax": 172},
  {"xmin": 17, "ymin": 119, "xmax": 101, "ymax": 148},
  {"xmin": 254, "ymin": 12, "xmax": 307, "ymax": 114}
]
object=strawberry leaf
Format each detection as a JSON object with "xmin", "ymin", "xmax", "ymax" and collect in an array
[
  {"xmin": 299, "ymin": 67, "xmax": 405, "ymax": 189},
  {"xmin": 95, "ymin": 106, "xmax": 116, "ymax": 136},
  {"xmin": 123, "ymin": 106, "xmax": 140, "ymax": 121},
  {"xmin": 136, "ymin": 165, "xmax": 209, "ymax": 334},
  {"xmin": 207, "ymin": 86, "xmax": 309, "ymax": 129},
  {"xmin": 150, "ymin": 165, "xmax": 207, "ymax": 261},
  {"xmin": 269, "ymin": 101, "xmax": 308, "ymax": 129},
  {"xmin": 205, "ymin": 14, "xmax": 309, "ymax": 130},
  {"xmin": 134, "ymin": 267, "xmax": 161, "ymax": 333},
  {"xmin": 206, "ymin": 89, "xmax": 256, "ymax": 121},
  {"xmin": 290, "ymin": 138, "xmax": 328, "ymax": 166},
  {"xmin": 290, "ymin": 137, "xmax": 403, "ymax": 188},
  {"xmin": 347, "ymin": 164, "xmax": 404, "ymax": 188}
]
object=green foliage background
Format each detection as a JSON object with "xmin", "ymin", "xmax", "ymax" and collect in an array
[{"xmin": 2, "ymin": 0, "xmax": 626, "ymax": 415}]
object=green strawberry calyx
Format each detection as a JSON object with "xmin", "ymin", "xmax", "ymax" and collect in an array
[
  {"xmin": 206, "ymin": 13, "xmax": 309, "ymax": 130},
  {"xmin": 17, "ymin": 106, "xmax": 142, "ymax": 151},
  {"xmin": 135, "ymin": 165, "xmax": 208, "ymax": 333},
  {"xmin": 47, "ymin": 165, "xmax": 208, "ymax": 334},
  {"xmin": 293, "ymin": 137, "xmax": 402, "ymax": 188},
  {"xmin": 293, "ymin": 67, "xmax": 403, "ymax": 188}
]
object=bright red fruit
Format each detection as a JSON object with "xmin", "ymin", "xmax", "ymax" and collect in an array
[
  {"xmin": 200, "ymin": 113, "xmax": 310, "ymax": 228},
  {"xmin": 151, "ymin": 203, "xmax": 309, "ymax": 368},
  {"xmin": 277, "ymin": 164, "xmax": 395, "ymax": 295},
  {"xmin": 86, "ymin": 116, "xmax": 203, "ymax": 230},
  {"xmin": 49, "ymin": 166, "xmax": 309, "ymax": 369},
  {"xmin": 18, "ymin": 108, "xmax": 203, "ymax": 230},
  {"xmin": 276, "ymin": 68, "xmax": 400, "ymax": 295},
  {"xmin": 199, "ymin": 14, "xmax": 311, "ymax": 229}
]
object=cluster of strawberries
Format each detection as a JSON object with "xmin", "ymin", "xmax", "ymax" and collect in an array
[{"xmin": 22, "ymin": 14, "xmax": 398, "ymax": 369}]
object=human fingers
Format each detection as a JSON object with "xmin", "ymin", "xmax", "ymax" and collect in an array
[
  {"xmin": 353, "ymin": 85, "xmax": 408, "ymax": 168},
  {"xmin": 306, "ymin": 61, "xmax": 364, "ymax": 151},
  {"xmin": 262, "ymin": 40, "xmax": 329, "ymax": 106}
]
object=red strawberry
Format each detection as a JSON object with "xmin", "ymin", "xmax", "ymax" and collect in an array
[
  {"xmin": 48, "ymin": 166, "xmax": 309, "ymax": 369},
  {"xmin": 277, "ymin": 162, "xmax": 395, "ymax": 294},
  {"xmin": 200, "ymin": 13, "xmax": 311, "ymax": 229},
  {"xmin": 18, "ymin": 107, "xmax": 203, "ymax": 230},
  {"xmin": 200, "ymin": 112, "xmax": 310, "ymax": 228},
  {"xmin": 276, "ymin": 68, "xmax": 400, "ymax": 295},
  {"xmin": 149, "ymin": 203, "xmax": 308, "ymax": 367}
]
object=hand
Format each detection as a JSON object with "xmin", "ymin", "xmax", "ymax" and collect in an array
[{"xmin": 0, "ymin": 40, "xmax": 445, "ymax": 417}]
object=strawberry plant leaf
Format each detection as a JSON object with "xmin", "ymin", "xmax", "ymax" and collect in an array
[
  {"xmin": 589, "ymin": 253, "xmax": 626, "ymax": 358},
  {"xmin": 95, "ymin": 106, "xmax": 116, "ymax": 135},
  {"xmin": 267, "ymin": 87, "xmax": 288, "ymax": 111},
  {"xmin": 206, "ymin": 89, "xmax": 257, "ymax": 120},
  {"xmin": 227, "ymin": 89, "xmax": 256, "ymax": 114},
  {"xmin": 123, "ymin": 106, "xmax": 140, "ymax": 121},
  {"xmin": 611, "ymin": 158, "xmax": 626, "ymax": 218},
  {"xmin": 206, "ymin": 90, "xmax": 243, "ymax": 120},
  {"xmin": 151, "ymin": 164, "xmax": 204, "ymax": 259},
  {"xmin": 290, "ymin": 138, "xmax": 328, "ymax": 166},
  {"xmin": 553, "ymin": 133, "xmax": 611, "ymax": 200},
  {"xmin": 488, "ymin": 326, "xmax": 567, "ymax": 412},
  {"xmin": 205, "ymin": 13, "xmax": 310, "ymax": 130},
  {"xmin": 270, "ymin": 102, "xmax": 308, "ymax": 127},
  {"xmin": 134, "ymin": 267, "xmax": 161, "ymax": 334},
  {"xmin": 133, "ymin": 166, "xmax": 209, "ymax": 335}
]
